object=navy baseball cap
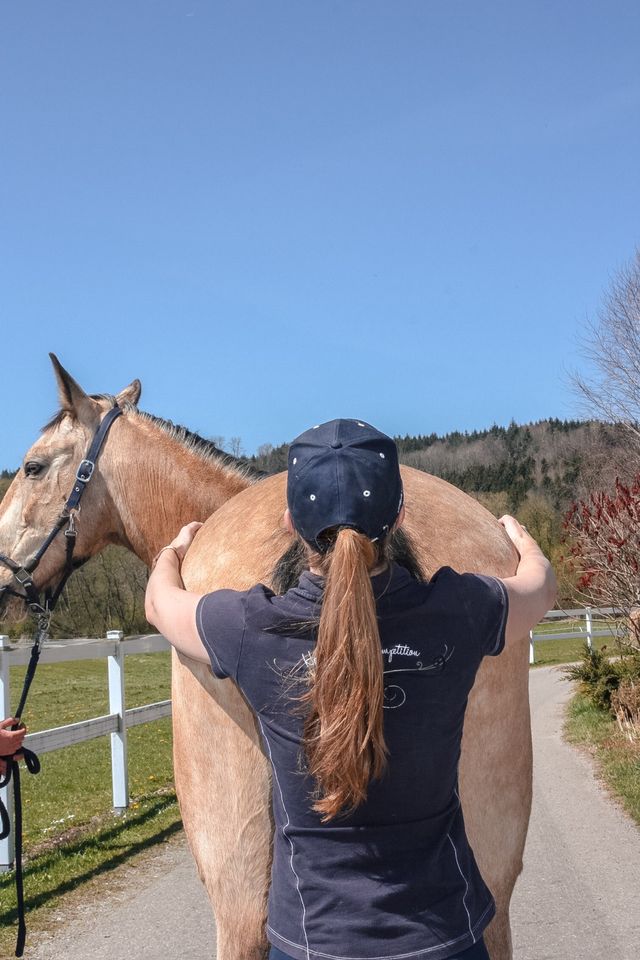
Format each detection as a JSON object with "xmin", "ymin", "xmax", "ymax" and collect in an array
[{"xmin": 287, "ymin": 419, "xmax": 404, "ymax": 551}]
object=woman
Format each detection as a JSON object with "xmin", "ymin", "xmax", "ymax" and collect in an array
[{"xmin": 145, "ymin": 418, "xmax": 556, "ymax": 960}]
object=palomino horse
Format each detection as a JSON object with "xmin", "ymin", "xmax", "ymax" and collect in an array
[{"xmin": 0, "ymin": 357, "xmax": 529, "ymax": 960}]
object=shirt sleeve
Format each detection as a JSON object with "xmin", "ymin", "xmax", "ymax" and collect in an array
[
  {"xmin": 457, "ymin": 572, "xmax": 510, "ymax": 657},
  {"xmin": 195, "ymin": 589, "xmax": 248, "ymax": 681}
]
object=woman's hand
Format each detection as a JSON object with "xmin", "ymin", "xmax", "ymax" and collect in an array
[
  {"xmin": 144, "ymin": 522, "xmax": 211, "ymax": 664},
  {"xmin": 498, "ymin": 515, "xmax": 540, "ymax": 559},
  {"xmin": 168, "ymin": 521, "xmax": 204, "ymax": 563},
  {"xmin": 498, "ymin": 515, "xmax": 558, "ymax": 644}
]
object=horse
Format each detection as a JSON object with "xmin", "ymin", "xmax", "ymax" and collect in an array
[{"xmin": 0, "ymin": 356, "xmax": 529, "ymax": 960}]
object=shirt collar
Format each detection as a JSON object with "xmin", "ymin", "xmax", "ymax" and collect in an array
[{"xmin": 293, "ymin": 561, "xmax": 413, "ymax": 603}]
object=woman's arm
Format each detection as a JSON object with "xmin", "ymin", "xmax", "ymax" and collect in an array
[
  {"xmin": 499, "ymin": 515, "xmax": 558, "ymax": 647},
  {"xmin": 144, "ymin": 522, "xmax": 211, "ymax": 664}
]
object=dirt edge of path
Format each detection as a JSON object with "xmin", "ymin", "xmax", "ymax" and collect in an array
[{"xmin": 2, "ymin": 829, "xmax": 190, "ymax": 960}]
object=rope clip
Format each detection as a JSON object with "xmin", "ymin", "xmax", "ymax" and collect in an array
[{"xmin": 65, "ymin": 509, "xmax": 79, "ymax": 538}]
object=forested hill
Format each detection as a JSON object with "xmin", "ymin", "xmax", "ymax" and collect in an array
[
  {"xmin": 250, "ymin": 418, "xmax": 626, "ymax": 512},
  {"xmin": 2, "ymin": 418, "xmax": 624, "ymax": 513}
]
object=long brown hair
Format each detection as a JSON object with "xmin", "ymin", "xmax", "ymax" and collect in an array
[{"xmin": 295, "ymin": 527, "xmax": 391, "ymax": 823}]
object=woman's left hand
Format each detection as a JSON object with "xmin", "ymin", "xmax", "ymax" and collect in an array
[
  {"xmin": 168, "ymin": 521, "xmax": 204, "ymax": 562},
  {"xmin": 145, "ymin": 520, "xmax": 211, "ymax": 664}
]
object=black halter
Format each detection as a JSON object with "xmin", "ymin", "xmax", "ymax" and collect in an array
[
  {"xmin": 0, "ymin": 402, "xmax": 123, "ymax": 958},
  {"xmin": 0, "ymin": 404, "xmax": 124, "ymax": 616}
]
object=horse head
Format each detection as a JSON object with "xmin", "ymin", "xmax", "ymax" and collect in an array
[{"xmin": 0, "ymin": 353, "xmax": 141, "ymax": 619}]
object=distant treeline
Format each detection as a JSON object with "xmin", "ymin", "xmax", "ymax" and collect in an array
[
  {"xmin": 0, "ymin": 470, "xmax": 14, "ymax": 502},
  {"xmin": 248, "ymin": 417, "xmax": 622, "ymax": 512},
  {"xmin": 1, "ymin": 417, "xmax": 627, "ymax": 636}
]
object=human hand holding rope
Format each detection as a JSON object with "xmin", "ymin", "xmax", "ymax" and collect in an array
[{"xmin": 0, "ymin": 717, "xmax": 27, "ymax": 778}]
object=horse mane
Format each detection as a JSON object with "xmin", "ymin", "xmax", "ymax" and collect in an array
[
  {"xmin": 132, "ymin": 408, "xmax": 263, "ymax": 483},
  {"xmin": 270, "ymin": 527, "xmax": 426, "ymax": 595},
  {"xmin": 42, "ymin": 395, "xmax": 264, "ymax": 485}
]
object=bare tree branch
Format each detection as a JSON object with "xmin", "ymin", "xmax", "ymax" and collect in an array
[{"xmin": 572, "ymin": 249, "xmax": 640, "ymax": 459}]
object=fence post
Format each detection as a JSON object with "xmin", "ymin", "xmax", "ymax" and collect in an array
[
  {"xmin": 529, "ymin": 630, "xmax": 535, "ymax": 665},
  {"xmin": 0, "ymin": 635, "xmax": 15, "ymax": 870},
  {"xmin": 585, "ymin": 608, "xmax": 593, "ymax": 652},
  {"xmin": 107, "ymin": 630, "xmax": 129, "ymax": 812}
]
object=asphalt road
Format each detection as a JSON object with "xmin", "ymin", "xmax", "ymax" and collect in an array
[
  {"xmin": 510, "ymin": 666, "xmax": 640, "ymax": 960},
  {"xmin": 23, "ymin": 667, "xmax": 640, "ymax": 960}
]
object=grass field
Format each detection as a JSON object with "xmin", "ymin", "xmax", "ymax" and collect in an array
[
  {"xmin": 564, "ymin": 690, "xmax": 640, "ymax": 827},
  {"xmin": 530, "ymin": 618, "xmax": 617, "ymax": 666},
  {"xmin": 0, "ymin": 651, "xmax": 179, "ymax": 958}
]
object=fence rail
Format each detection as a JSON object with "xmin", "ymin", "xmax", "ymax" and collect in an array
[
  {"xmin": 0, "ymin": 630, "xmax": 171, "ymax": 872},
  {"xmin": 0, "ymin": 606, "xmax": 629, "ymax": 870},
  {"xmin": 529, "ymin": 606, "xmax": 626, "ymax": 665}
]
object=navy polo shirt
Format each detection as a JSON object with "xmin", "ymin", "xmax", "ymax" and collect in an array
[{"xmin": 196, "ymin": 562, "xmax": 509, "ymax": 960}]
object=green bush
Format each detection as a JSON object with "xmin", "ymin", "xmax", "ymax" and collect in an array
[{"xmin": 565, "ymin": 642, "xmax": 640, "ymax": 713}]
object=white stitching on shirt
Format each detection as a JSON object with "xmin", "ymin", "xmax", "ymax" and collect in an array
[
  {"xmin": 489, "ymin": 577, "xmax": 509, "ymax": 655},
  {"xmin": 268, "ymin": 782, "xmax": 491, "ymax": 958},
  {"xmin": 266, "ymin": 898, "xmax": 494, "ymax": 959},
  {"xmin": 196, "ymin": 597, "xmax": 226, "ymax": 677},
  {"xmin": 446, "ymin": 832, "xmax": 474, "ymax": 942},
  {"xmin": 258, "ymin": 715, "xmax": 311, "ymax": 960}
]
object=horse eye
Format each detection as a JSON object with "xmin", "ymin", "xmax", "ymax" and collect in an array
[{"xmin": 24, "ymin": 461, "xmax": 44, "ymax": 478}]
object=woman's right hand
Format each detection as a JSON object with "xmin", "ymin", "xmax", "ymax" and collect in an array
[
  {"xmin": 498, "ymin": 515, "xmax": 541, "ymax": 559},
  {"xmin": 498, "ymin": 515, "xmax": 557, "ymax": 645}
]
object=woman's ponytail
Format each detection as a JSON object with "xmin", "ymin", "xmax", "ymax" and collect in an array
[{"xmin": 298, "ymin": 527, "xmax": 389, "ymax": 823}]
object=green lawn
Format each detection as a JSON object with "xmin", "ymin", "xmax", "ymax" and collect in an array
[
  {"xmin": 0, "ymin": 651, "xmax": 180, "ymax": 958},
  {"xmin": 530, "ymin": 619, "xmax": 619, "ymax": 666},
  {"xmin": 564, "ymin": 691, "xmax": 640, "ymax": 827}
]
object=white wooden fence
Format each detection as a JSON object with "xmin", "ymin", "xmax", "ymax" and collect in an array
[
  {"xmin": 528, "ymin": 606, "xmax": 625, "ymax": 664},
  {"xmin": 0, "ymin": 607, "xmax": 626, "ymax": 871},
  {"xmin": 0, "ymin": 630, "xmax": 171, "ymax": 872}
]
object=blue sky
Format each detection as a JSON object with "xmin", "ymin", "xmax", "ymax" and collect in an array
[{"xmin": 2, "ymin": 1, "xmax": 639, "ymax": 469}]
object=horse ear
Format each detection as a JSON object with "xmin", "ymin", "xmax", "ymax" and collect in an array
[
  {"xmin": 115, "ymin": 379, "xmax": 142, "ymax": 407},
  {"xmin": 49, "ymin": 352, "xmax": 101, "ymax": 427}
]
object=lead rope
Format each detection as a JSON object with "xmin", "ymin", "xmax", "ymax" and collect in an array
[
  {"xmin": 0, "ymin": 611, "xmax": 49, "ymax": 957},
  {"xmin": 0, "ymin": 403, "xmax": 123, "ymax": 957}
]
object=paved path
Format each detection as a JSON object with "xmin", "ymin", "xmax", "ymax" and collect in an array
[
  {"xmin": 510, "ymin": 666, "xmax": 640, "ymax": 960},
  {"xmin": 25, "ymin": 667, "xmax": 640, "ymax": 960}
]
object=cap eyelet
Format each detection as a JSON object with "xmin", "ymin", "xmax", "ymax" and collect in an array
[
  {"xmin": 293, "ymin": 457, "xmax": 297, "ymax": 464},
  {"xmin": 310, "ymin": 494, "xmax": 316, "ymax": 501},
  {"xmin": 363, "ymin": 490, "xmax": 371, "ymax": 497},
  {"xmin": 379, "ymin": 452, "xmax": 385, "ymax": 458},
  {"xmin": 357, "ymin": 422, "xmax": 365, "ymax": 427}
]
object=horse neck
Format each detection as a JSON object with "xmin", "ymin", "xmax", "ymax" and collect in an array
[{"xmin": 105, "ymin": 413, "xmax": 253, "ymax": 566}]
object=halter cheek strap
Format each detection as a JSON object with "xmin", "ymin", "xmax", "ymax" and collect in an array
[
  {"xmin": 0, "ymin": 405, "xmax": 123, "ymax": 611},
  {"xmin": 0, "ymin": 402, "xmax": 123, "ymax": 958}
]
